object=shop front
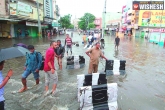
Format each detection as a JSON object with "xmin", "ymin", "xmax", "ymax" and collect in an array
[
  {"xmin": 9, "ymin": 1, "xmax": 44, "ymax": 38},
  {"xmin": 14, "ymin": 21, "xmax": 26, "ymax": 38},
  {"xmin": 138, "ymin": 10, "xmax": 165, "ymax": 41},
  {"xmin": 149, "ymin": 28, "xmax": 165, "ymax": 46},
  {"xmin": 26, "ymin": 22, "xmax": 39, "ymax": 37},
  {"xmin": 0, "ymin": 21, "xmax": 11, "ymax": 38}
]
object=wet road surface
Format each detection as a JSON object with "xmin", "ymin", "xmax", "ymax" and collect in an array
[{"xmin": 0, "ymin": 33, "xmax": 165, "ymax": 110}]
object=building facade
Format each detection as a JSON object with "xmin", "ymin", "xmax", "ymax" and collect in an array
[
  {"xmin": 0, "ymin": 0, "xmax": 45, "ymax": 38},
  {"xmin": 105, "ymin": 12, "xmax": 122, "ymax": 31},
  {"xmin": 52, "ymin": 0, "xmax": 60, "ymax": 29},
  {"xmin": 73, "ymin": 18, "xmax": 80, "ymax": 30},
  {"xmin": 0, "ymin": 0, "xmax": 15, "ymax": 38},
  {"xmin": 138, "ymin": 10, "xmax": 165, "ymax": 46},
  {"xmin": 43, "ymin": 0, "xmax": 54, "ymax": 29}
]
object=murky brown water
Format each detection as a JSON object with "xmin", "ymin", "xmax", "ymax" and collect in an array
[{"xmin": 1, "ymin": 33, "xmax": 165, "ymax": 110}]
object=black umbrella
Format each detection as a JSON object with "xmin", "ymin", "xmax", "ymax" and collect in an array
[{"xmin": 0, "ymin": 46, "xmax": 30, "ymax": 62}]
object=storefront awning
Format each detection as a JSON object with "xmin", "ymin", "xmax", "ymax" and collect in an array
[{"xmin": 0, "ymin": 18, "xmax": 20, "ymax": 22}]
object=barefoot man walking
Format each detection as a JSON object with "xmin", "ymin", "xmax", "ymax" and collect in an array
[
  {"xmin": 44, "ymin": 41, "xmax": 58, "ymax": 96},
  {"xmin": 19, "ymin": 45, "xmax": 42, "ymax": 92}
]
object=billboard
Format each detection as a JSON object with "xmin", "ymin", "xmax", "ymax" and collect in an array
[
  {"xmin": 138, "ymin": 10, "xmax": 165, "ymax": 27},
  {"xmin": 133, "ymin": 1, "xmax": 164, "ymax": 10},
  {"xmin": 30, "ymin": 7, "xmax": 43, "ymax": 21},
  {"xmin": 10, "ymin": 3, "xmax": 17, "ymax": 15},
  {"xmin": 17, "ymin": 1, "xmax": 32, "ymax": 16},
  {"xmin": 0, "ymin": 0, "xmax": 6, "ymax": 16}
]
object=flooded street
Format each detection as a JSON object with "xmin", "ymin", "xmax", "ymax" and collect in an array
[{"xmin": 1, "ymin": 33, "xmax": 165, "ymax": 110}]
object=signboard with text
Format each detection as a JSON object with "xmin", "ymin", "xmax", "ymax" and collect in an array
[
  {"xmin": 30, "ymin": 7, "xmax": 43, "ymax": 21},
  {"xmin": 17, "ymin": 1, "xmax": 32, "ymax": 16},
  {"xmin": 10, "ymin": 3, "xmax": 17, "ymax": 15},
  {"xmin": 138, "ymin": 10, "xmax": 165, "ymax": 27},
  {"xmin": 133, "ymin": 1, "xmax": 164, "ymax": 10},
  {"xmin": 26, "ymin": 22, "xmax": 38, "ymax": 27}
]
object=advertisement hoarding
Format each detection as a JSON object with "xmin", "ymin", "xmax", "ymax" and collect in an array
[
  {"xmin": 17, "ymin": 1, "xmax": 32, "ymax": 16},
  {"xmin": 138, "ymin": 10, "xmax": 165, "ymax": 27},
  {"xmin": 133, "ymin": 1, "xmax": 164, "ymax": 10},
  {"xmin": 10, "ymin": 3, "xmax": 17, "ymax": 15},
  {"xmin": 30, "ymin": 7, "xmax": 43, "ymax": 21}
]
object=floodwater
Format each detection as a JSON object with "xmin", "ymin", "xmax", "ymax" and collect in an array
[{"xmin": 0, "ymin": 33, "xmax": 165, "ymax": 110}]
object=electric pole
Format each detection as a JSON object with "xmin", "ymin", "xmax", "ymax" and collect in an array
[
  {"xmin": 36, "ymin": 0, "xmax": 42, "ymax": 38},
  {"xmin": 102, "ymin": 0, "xmax": 107, "ymax": 38}
]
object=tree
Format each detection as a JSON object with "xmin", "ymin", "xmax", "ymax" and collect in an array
[
  {"xmin": 88, "ymin": 23, "xmax": 95, "ymax": 29},
  {"xmin": 78, "ymin": 13, "xmax": 95, "ymax": 30},
  {"xmin": 69, "ymin": 24, "xmax": 74, "ymax": 29},
  {"xmin": 59, "ymin": 14, "xmax": 72, "ymax": 28}
]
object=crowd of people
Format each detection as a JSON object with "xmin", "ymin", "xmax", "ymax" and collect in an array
[
  {"xmin": 82, "ymin": 31, "xmax": 101, "ymax": 48},
  {"xmin": 0, "ymin": 31, "xmax": 121, "ymax": 109}
]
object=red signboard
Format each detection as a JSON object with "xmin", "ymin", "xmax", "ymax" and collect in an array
[{"xmin": 149, "ymin": 28, "xmax": 165, "ymax": 32}]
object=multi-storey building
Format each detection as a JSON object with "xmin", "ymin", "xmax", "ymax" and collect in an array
[
  {"xmin": 73, "ymin": 18, "xmax": 80, "ymax": 30},
  {"xmin": 121, "ymin": 5, "xmax": 131, "ymax": 34},
  {"xmin": 44, "ymin": 0, "xmax": 54, "ymax": 26},
  {"xmin": 121, "ymin": 0, "xmax": 139, "ymax": 37},
  {"xmin": 52, "ymin": 0, "xmax": 60, "ymax": 29},
  {"xmin": 105, "ymin": 12, "xmax": 122, "ymax": 31},
  {"xmin": 0, "ymin": 0, "xmax": 44, "ymax": 38}
]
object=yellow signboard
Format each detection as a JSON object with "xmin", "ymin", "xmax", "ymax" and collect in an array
[
  {"xmin": 30, "ymin": 7, "xmax": 43, "ymax": 21},
  {"xmin": 138, "ymin": 10, "xmax": 165, "ymax": 27}
]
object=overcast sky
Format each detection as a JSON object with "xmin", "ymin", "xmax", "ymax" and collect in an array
[
  {"xmin": 56, "ymin": 0, "xmax": 164, "ymax": 21},
  {"xmin": 56, "ymin": 0, "xmax": 127, "ymax": 19}
]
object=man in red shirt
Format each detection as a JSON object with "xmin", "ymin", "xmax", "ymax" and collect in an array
[{"xmin": 44, "ymin": 41, "xmax": 58, "ymax": 96}]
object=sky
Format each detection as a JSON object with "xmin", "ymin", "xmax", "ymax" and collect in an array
[
  {"xmin": 56, "ymin": 0, "xmax": 127, "ymax": 20},
  {"xmin": 56, "ymin": 0, "xmax": 164, "ymax": 21}
]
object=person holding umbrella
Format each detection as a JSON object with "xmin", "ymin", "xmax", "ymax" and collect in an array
[
  {"xmin": 0, "ymin": 45, "xmax": 30, "ymax": 109},
  {"xmin": 0, "ymin": 61, "xmax": 13, "ymax": 110}
]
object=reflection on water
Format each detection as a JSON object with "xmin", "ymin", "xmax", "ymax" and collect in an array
[
  {"xmin": 114, "ymin": 50, "xmax": 119, "ymax": 58},
  {"xmin": 1, "ymin": 34, "xmax": 165, "ymax": 110}
]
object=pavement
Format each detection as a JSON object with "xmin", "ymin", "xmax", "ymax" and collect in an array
[{"xmin": 0, "ymin": 32, "xmax": 165, "ymax": 110}]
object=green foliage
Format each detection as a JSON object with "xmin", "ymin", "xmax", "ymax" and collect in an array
[
  {"xmin": 69, "ymin": 24, "xmax": 74, "ymax": 29},
  {"xmin": 78, "ymin": 13, "xmax": 95, "ymax": 30},
  {"xmin": 59, "ymin": 14, "xmax": 72, "ymax": 28},
  {"xmin": 88, "ymin": 23, "xmax": 95, "ymax": 29}
]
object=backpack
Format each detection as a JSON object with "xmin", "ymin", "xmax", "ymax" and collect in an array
[{"xmin": 36, "ymin": 52, "xmax": 45, "ymax": 70}]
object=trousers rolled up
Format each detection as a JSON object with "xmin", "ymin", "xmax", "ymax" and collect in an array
[{"xmin": 45, "ymin": 71, "xmax": 58, "ymax": 86}]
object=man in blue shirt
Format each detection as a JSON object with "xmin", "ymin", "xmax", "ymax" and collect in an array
[
  {"xmin": 0, "ymin": 61, "xmax": 13, "ymax": 110},
  {"xmin": 19, "ymin": 45, "xmax": 42, "ymax": 93}
]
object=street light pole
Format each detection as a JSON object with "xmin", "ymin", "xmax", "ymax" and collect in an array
[
  {"xmin": 102, "ymin": 0, "xmax": 107, "ymax": 38},
  {"xmin": 36, "ymin": 0, "xmax": 42, "ymax": 38}
]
